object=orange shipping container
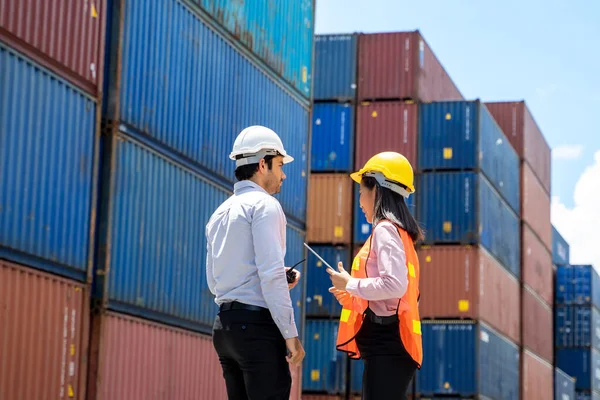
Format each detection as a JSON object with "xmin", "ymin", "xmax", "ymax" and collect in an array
[
  {"xmin": 0, "ymin": 259, "xmax": 90, "ymax": 400},
  {"xmin": 522, "ymin": 223, "xmax": 553, "ymax": 306},
  {"xmin": 485, "ymin": 101, "xmax": 551, "ymax": 195},
  {"xmin": 522, "ymin": 285, "xmax": 553, "ymax": 363},
  {"xmin": 307, "ymin": 174, "xmax": 353, "ymax": 244},
  {"xmin": 417, "ymin": 245, "xmax": 521, "ymax": 344},
  {"xmin": 522, "ymin": 163, "xmax": 552, "ymax": 252},
  {"xmin": 521, "ymin": 349, "xmax": 553, "ymax": 400}
]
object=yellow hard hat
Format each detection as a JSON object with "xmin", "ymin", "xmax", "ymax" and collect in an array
[{"xmin": 350, "ymin": 152, "xmax": 415, "ymax": 197}]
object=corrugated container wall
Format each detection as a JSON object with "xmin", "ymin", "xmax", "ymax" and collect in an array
[
  {"xmin": 418, "ymin": 172, "xmax": 521, "ymax": 277},
  {"xmin": 556, "ymin": 348, "xmax": 600, "ymax": 392},
  {"xmin": 555, "ymin": 368, "xmax": 576, "ymax": 400},
  {"xmin": 104, "ymin": 0, "xmax": 309, "ymax": 222},
  {"xmin": 286, "ymin": 225, "xmax": 308, "ymax": 337},
  {"xmin": 418, "ymin": 101, "xmax": 520, "ymax": 215},
  {"xmin": 355, "ymin": 102, "xmax": 418, "ymax": 170},
  {"xmin": 417, "ymin": 321, "xmax": 520, "ymax": 399},
  {"xmin": 87, "ymin": 312, "xmax": 228, "ymax": 400},
  {"xmin": 358, "ymin": 31, "xmax": 463, "ymax": 102},
  {"xmin": 350, "ymin": 359, "xmax": 365, "ymax": 394},
  {"xmin": 522, "ymin": 223, "xmax": 554, "ymax": 305},
  {"xmin": 0, "ymin": 0, "xmax": 107, "ymax": 95},
  {"xmin": 354, "ymin": 184, "xmax": 416, "ymax": 244},
  {"xmin": 0, "ymin": 45, "xmax": 98, "ymax": 282},
  {"xmin": 312, "ymin": 103, "xmax": 355, "ymax": 172},
  {"xmin": 485, "ymin": 101, "xmax": 551, "ymax": 194},
  {"xmin": 553, "ymin": 225, "xmax": 571, "ymax": 266},
  {"xmin": 189, "ymin": 0, "xmax": 314, "ymax": 98},
  {"xmin": 305, "ymin": 246, "xmax": 350, "ymax": 317},
  {"xmin": 555, "ymin": 306, "xmax": 600, "ymax": 350},
  {"xmin": 522, "ymin": 286, "xmax": 553, "ymax": 362},
  {"xmin": 0, "ymin": 260, "xmax": 90, "ymax": 400},
  {"xmin": 302, "ymin": 320, "xmax": 346, "ymax": 394},
  {"xmin": 417, "ymin": 246, "xmax": 521, "ymax": 344},
  {"xmin": 307, "ymin": 174, "xmax": 353, "ymax": 244},
  {"xmin": 95, "ymin": 134, "xmax": 306, "ymax": 334},
  {"xmin": 556, "ymin": 265, "xmax": 600, "ymax": 309},
  {"xmin": 314, "ymin": 34, "xmax": 358, "ymax": 101},
  {"xmin": 522, "ymin": 162, "xmax": 552, "ymax": 251},
  {"xmin": 522, "ymin": 350, "xmax": 553, "ymax": 400}
]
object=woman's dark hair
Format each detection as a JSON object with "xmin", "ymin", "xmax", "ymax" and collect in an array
[
  {"xmin": 234, "ymin": 155, "xmax": 275, "ymax": 181},
  {"xmin": 362, "ymin": 176, "xmax": 424, "ymax": 242}
]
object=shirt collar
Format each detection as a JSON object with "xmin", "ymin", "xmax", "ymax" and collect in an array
[{"xmin": 234, "ymin": 180, "xmax": 269, "ymax": 195}]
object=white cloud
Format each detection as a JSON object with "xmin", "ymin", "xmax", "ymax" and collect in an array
[
  {"xmin": 552, "ymin": 145, "xmax": 584, "ymax": 160},
  {"xmin": 551, "ymin": 150, "xmax": 600, "ymax": 272}
]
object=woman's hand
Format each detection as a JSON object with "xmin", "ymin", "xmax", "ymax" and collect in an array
[
  {"xmin": 328, "ymin": 286, "xmax": 352, "ymax": 307},
  {"xmin": 327, "ymin": 262, "xmax": 351, "ymax": 291}
]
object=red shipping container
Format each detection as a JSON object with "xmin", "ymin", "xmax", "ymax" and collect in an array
[
  {"xmin": 522, "ymin": 285, "xmax": 553, "ymax": 363},
  {"xmin": 522, "ymin": 163, "xmax": 552, "ymax": 252},
  {"xmin": 521, "ymin": 349, "xmax": 553, "ymax": 400},
  {"xmin": 522, "ymin": 223, "xmax": 553, "ymax": 306},
  {"xmin": 358, "ymin": 31, "xmax": 463, "ymax": 102},
  {"xmin": 355, "ymin": 102, "xmax": 418, "ymax": 169},
  {"xmin": 307, "ymin": 174, "xmax": 353, "ymax": 244},
  {"xmin": 0, "ymin": 259, "xmax": 90, "ymax": 400},
  {"xmin": 417, "ymin": 245, "xmax": 521, "ymax": 344},
  {"xmin": 0, "ymin": 0, "xmax": 107, "ymax": 96},
  {"xmin": 485, "ymin": 101, "xmax": 551, "ymax": 194}
]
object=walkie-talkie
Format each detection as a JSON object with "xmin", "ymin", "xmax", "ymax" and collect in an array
[{"xmin": 286, "ymin": 259, "xmax": 306, "ymax": 284}]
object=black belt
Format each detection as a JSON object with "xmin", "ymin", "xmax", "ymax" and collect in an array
[
  {"xmin": 365, "ymin": 309, "xmax": 398, "ymax": 326},
  {"xmin": 219, "ymin": 301, "xmax": 269, "ymax": 314}
]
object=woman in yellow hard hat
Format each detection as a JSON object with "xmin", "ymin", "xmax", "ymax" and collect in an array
[{"xmin": 326, "ymin": 151, "xmax": 423, "ymax": 400}]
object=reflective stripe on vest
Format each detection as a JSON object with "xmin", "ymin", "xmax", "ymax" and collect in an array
[{"xmin": 335, "ymin": 223, "xmax": 423, "ymax": 368}]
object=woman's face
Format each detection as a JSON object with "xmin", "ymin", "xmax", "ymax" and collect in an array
[{"xmin": 359, "ymin": 181, "xmax": 376, "ymax": 224}]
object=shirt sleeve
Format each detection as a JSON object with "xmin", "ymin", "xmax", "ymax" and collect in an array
[
  {"xmin": 205, "ymin": 224, "xmax": 216, "ymax": 295},
  {"xmin": 345, "ymin": 222, "xmax": 409, "ymax": 301},
  {"xmin": 252, "ymin": 197, "xmax": 298, "ymax": 339}
]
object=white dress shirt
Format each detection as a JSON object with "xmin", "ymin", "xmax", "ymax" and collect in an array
[{"xmin": 206, "ymin": 180, "xmax": 298, "ymax": 339}]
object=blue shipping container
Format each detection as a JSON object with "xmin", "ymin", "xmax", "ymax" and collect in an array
[
  {"xmin": 556, "ymin": 348, "xmax": 600, "ymax": 392},
  {"xmin": 305, "ymin": 246, "xmax": 350, "ymax": 317},
  {"xmin": 350, "ymin": 358, "xmax": 364, "ymax": 394},
  {"xmin": 418, "ymin": 101, "xmax": 520, "ymax": 215},
  {"xmin": 0, "ymin": 44, "xmax": 98, "ymax": 283},
  {"xmin": 556, "ymin": 265, "xmax": 600, "ymax": 309},
  {"xmin": 353, "ymin": 184, "xmax": 417, "ymax": 244},
  {"xmin": 105, "ymin": 0, "xmax": 309, "ymax": 223},
  {"xmin": 311, "ymin": 103, "xmax": 355, "ymax": 172},
  {"xmin": 577, "ymin": 391, "xmax": 600, "ymax": 400},
  {"xmin": 553, "ymin": 225, "xmax": 571, "ymax": 266},
  {"xmin": 417, "ymin": 172, "xmax": 520, "ymax": 277},
  {"xmin": 286, "ymin": 224, "xmax": 307, "ymax": 337},
  {"xmin": 417, "ymin": 321, "xmax": 519, "ymax": 399},
  {"xmin": 314, "ymin": 34, "xmax": 358, "ymax": 101},
  {"xmin": 95, "ymin": 134, "xmax": 306, "ymax": 334},
  {"xmin": 189, "ymin": 0, "xmax": 314, "ymax": 98},
  {"xmin": 302, "ymin": 319, "xmax": 346, "ymax": 394},
  {"xmin": 556, "ymin": 368, "xmax": 576, "ymax": 400},
  {"xmin": 556, "ymin": 306, "xmax": 600, "ymax": 350}
]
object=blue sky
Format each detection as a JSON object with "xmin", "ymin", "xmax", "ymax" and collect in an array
[{"xmin": 314, "ymin": 0, "xmax": 600, "ymax": 267}]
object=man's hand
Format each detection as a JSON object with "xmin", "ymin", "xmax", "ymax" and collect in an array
[
  {"xmin": 285, "ymin": 337, "xmax": 305, "ymax": 366},
  {"xmin": 285, "ymin": 267, "xmax": 301, "ymax": 290}
]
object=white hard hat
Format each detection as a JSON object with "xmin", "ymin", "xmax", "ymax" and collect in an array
[{"xmin": 229, "ymin": 125, "xmax": 294, "ymax": 168}]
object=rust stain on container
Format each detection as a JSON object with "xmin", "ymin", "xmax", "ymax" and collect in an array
[
  {"xmin": 522, "ymin": 163, "xmax": 552, "ymax": 252},
  {"xmin": 307, "ymin": 174, "xmax": 353, "ymax": 245},
  {"xmin": 0, "ymin": 0, "xmax": 107, "ymax": 96},
  {"xmin": 0, "ymin": 259, "xmax": 90, "ymax": 400},
  {"xmin": 358, "ymin": 31, "xmax": 463, "ymax": 102},
  {"xmin": 522, "ymin": 223, "xmax": 553, "ymax": 306},
  {"xmin": 355, "ymin": 102, "xmax": 418, "ymax": 170},
  {"xmin": 522, "ymin": 285, "xmax": 553, "ymax": 363},
  {"xmin": 521, "ymin": 349, "xmax": 553, "ymax": 400},
  {"xmin": 485, "ymin": 101, "xmax": 551, "ymax": 195},
  {"xmin": 87, "ymin": 311, "xmax": 228, "ymax": 400},
  {"xmin": 417, "ymin": 245, "xmax": 521, "ymax": 344}
]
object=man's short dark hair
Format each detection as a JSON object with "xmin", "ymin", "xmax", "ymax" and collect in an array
[{"xmin": 235, "ymin": 155, "xmax": 275, "ymax": 181}]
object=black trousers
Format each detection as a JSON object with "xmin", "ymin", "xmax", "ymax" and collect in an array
[
  {"xmin": 212, "ymin": 308, "xmax": 291, "ymax": 400},
  {"xmin": 355, "ymin": 311, "xmax": 418, "ymax": 400}
]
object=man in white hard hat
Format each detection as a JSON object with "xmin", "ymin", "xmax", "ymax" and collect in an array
[{"xmin": 206, "ymin": 125, "xmax": 305, "ymax": 399}]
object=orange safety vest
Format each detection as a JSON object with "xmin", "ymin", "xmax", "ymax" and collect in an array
[{"xmin": 335, "ymin": 222, "xmax": 422, "ymax": 368}]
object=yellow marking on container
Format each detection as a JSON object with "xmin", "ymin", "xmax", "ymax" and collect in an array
[
  {"xmin": 458, "ymin": 300, "xmax": 469, "ymax": 312},
  {"xmin": 443, "ymin": 147, "xmax": 453, "ymax": 159}
]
